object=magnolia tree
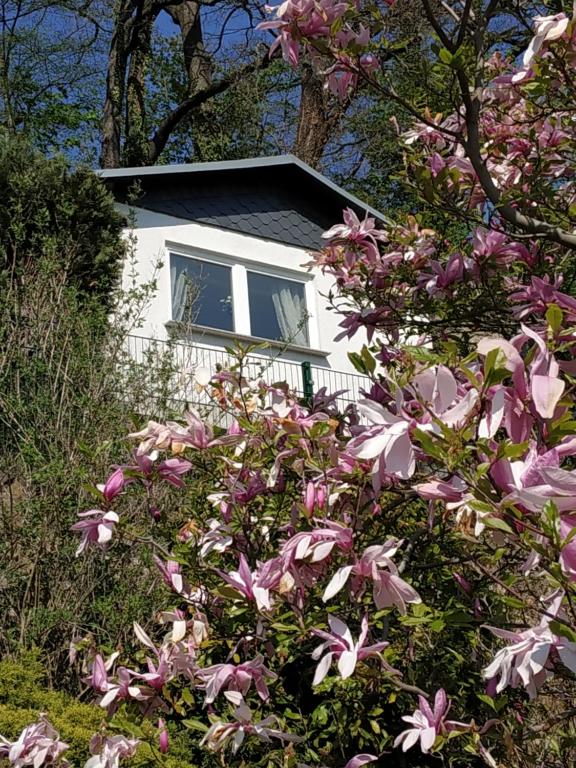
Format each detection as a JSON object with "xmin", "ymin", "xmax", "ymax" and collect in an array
[{"xmin": 5, "ymin": 2, "xmax": 576, "ymax": 767}]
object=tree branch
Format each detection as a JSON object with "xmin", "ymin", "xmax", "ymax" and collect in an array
[{"xmin": 146, "ymin": 47, "xmax": 278, "ymax": 163}]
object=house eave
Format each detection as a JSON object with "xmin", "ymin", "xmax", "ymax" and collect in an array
[{"xmin": 97, "ymin": 154, "xmax": 391, "ymax": 226}]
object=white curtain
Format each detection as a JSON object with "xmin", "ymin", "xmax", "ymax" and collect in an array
[
  {"xmin": 272, "ymin": 285, "xmax": 307, "ymax": 345},
  {"xmin": 171, "ymin": 264, "xmax": 190, "ymax": 322}
]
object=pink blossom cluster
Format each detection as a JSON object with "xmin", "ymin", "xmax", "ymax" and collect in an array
[{"xmin": 57, "ymin": 6, "xmax": 576, "ymax": 766}]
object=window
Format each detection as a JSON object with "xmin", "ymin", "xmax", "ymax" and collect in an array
[
  {"xmin": 170, "ymin": 254, "xmax": 233, "ymax": 331},
  {"xmin": 247, "ymin": 271, "xmax": 308, "ymax": 345},
  {"xmin": 170, "ymin": 251, "xmax": 312, "ymax": 347}
]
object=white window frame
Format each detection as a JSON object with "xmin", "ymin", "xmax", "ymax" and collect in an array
[{"xmin": 167, "ymin": 244, "xmax": 319, "ymax": 349}]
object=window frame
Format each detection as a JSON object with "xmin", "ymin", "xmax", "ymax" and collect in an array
[
  {"xmin": 245, "ymin": 268, "xmax": 310, "ymax": 346},
  {"xmin": 170, "ymin": 252, "xmax": 235, "ymax": 332},
  {"xmin": 167, "ymin": 245, "xmax": 317, "ymax": 348}
]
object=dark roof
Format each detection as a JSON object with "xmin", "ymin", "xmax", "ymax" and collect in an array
[{"xmin": 99, "ymin": 155, "xmax": 389, "ymax": 250}]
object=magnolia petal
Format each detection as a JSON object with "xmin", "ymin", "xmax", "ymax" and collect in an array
[
  {"xmin": 395, "ymin": 727, "xmax": 420, "ymax": 752},
  {"xmin": 344, "ymin": 754, "xmax": 378, "ymax": 768},
  {"xmin": 384, "ymin": 430, "xmax": 415, "ymax": 479},
  {"xmin": 133, "ymin": 622, "xmax": 156, "ymax": 650},
  {"xmin": 312, "ymin": 652, "xmax": 333, "ymax": 686},
  {"xmin": 477, "ymin": 337, "xmax": 523, "ymax": 371},
  {"xmin": 323, "ymin": 566, "xmax": 354, "ymax": 602},
  {"xmin": 195, "ymin": 367, "xmax": 211, "ymax": 386},
  {"xmin": 99, "ymin": 687, "xmax": 119, "ymax": 709},
  {"xmin": 338, "ymin": 650, "xmax": 357, "ymax": 679},
  {"xmin": 328, "ymin": 616, "xmax": 354, "ymax": 648},
  {"xmin": 420, "ymin": 726, "xmax": 437, "ymax": 753},
  {"xmin": 311, "ymin": 541, "xmax": 336, "ymax": 563},
  {"xmin": 532, "ymin": 375, "xmax": 565, "ymax": 419},
  {"xmin": 557, "ymin": 642, "xmax": 576, "ymax": 674},
  {"xmin": 350, "ymin": 432, "xmax": 391, "ymax": 460},
  {"xmin": 172, "ymin": 620, "xmax": 187, "ymax": 643},
  {"xmin": 478, "ymin": 387, "xmax": 505, "ymax": 438}
]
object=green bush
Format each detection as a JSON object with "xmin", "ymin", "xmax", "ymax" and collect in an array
[
  {"xmin": 0, "ymin": 655, "xmax": 209, "ymax": 768},
  {"xmin": 0, "ymin": 655, "xmax": 102, "ymax": 764},
  {"xmin": 0, "ymin": 133, "xmax": 125, "ymax": 310}
]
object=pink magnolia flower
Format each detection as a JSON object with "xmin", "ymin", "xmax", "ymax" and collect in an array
[
  {"xmin": 522, "ymin": 13, "xmax": 570, "ymax": 68},
  {"xmin": 85, "ymin": 734, "xmax": 140, "ymax": 768},
  {"xmin": 154, "ymin": 556, "xmax": 188, "ymax": 596},
  {"xmin": 394, "ymin": 689, "xmax": 469, "ymax": 753},
  {"xmin": 311, "ymin": 615, "xmax": 389, "ymax": 685},
  {"xmin": 347, "ymin": 400, "xmax": 414, "ymax": 481},
  {"xmin": 156, "ymin": 457, "xmax": 193, "ymax": 488},
  {"xmin": 0, "ymin": 716, "xmax": 69, "ymax": 768},
  {"xmin": 99, "ymin": 468, "xmax": 126, "ymax": 503},
  {"xmin": 299, "ymin": 754, "xmax": 378, "ymax": 768},
  {"xmin": 71, "ymin": 509, "xmax": 119, "ymax": 556},
  {"xmin": 280, "ymin": 521, "xmax": 353, "ymax": 566},
  {"xmin": 304, "ymin": 480, "xmax": 327, "ymax": 515},
  {"xmin": 559, "ymin": 514, "xmax": 576, "ymax": 579},
  {"xmin": 323, "ymin": 541, "xmax": 421, "ymax": 614},
  {"xmin": 472, "ymin": 228, "xmax": 531, "ymax": 266},
  {"xmin": 196, "ymin": 655, "xmax": 277, "ymax": 704},
  {"xmin": 510, "ymin": 276, "xmax": 576, "ymax": 322},
  {"xmin": 129, "ymin": 411, "xmax": 235, "ymax": 456},
  {"xmin": 415, "ymin": 477, "xmax": 467, "ymax": 502},
  {"xmin": 411, "ymin": 365, "xmax": 479, "ymax": 429},
  {"xmin": 158, "ymin": 719, "xmax": 169, "ymax": 754},
  {"xmin": 121, "ymin": 451, "xmax": 192, "ymax": 489},
  {"xmin": 131, "ymin": 648, "xmax": 173, "ymax": 691},
  {"xmin": 98, "ymin": 666, "xmax": 148, "ymax": 710},
  {"xmin": 85, "ymin": 652, "xmax": 120, "ymax": 695},
  {"xmin": 259, "ymin": 0, "xmax": 350, "ymax": 67},
  {"xmin": 199, "ymin": 519, "xmax": 233, "ymax": 558},
  {"xmin": 520, "ymin": 324, "xmax": 565, "ymax": 420},
  {"xmin": 322, "ymin": 208, "xmax": 386, "ymax": 261},
  {"xmin": 216, "ymin": 554, "xmax": 272, "ymax": 611},
  {"xmin": 417, "ymin": 253, "xmax": 467, "ymax": 296},
  {"xmin": 483, "ymin": 603, "xmax": 576, "ymax": 699},
  {"xmin": 199, "ymin": 694, "xmax": 301, "ymax": 753}
]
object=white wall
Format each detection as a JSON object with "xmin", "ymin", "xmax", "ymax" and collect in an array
[{"xmin": 121, "ymin": 205, "xmax": 367, "ymax": 379}]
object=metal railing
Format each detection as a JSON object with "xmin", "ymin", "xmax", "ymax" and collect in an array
[{"xmin": 124, "ymin": 334, "xmax": 370, "ymax": 418}]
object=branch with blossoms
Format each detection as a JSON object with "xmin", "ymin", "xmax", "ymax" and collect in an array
[
  {"xmin": 51, "ymin": 316, "xmax": 576, "ymax": 767},
  {"xmin": 262, "ymin": 0, "xmax": 576, "ymax": 250}
]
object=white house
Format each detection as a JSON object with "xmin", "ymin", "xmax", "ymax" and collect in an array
[{"xmin": 100, "ymin": 155, "xmax": 385, "ymax": 410}]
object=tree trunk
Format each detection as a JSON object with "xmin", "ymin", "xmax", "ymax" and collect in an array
[
  {"xmin": 293, "ymin": 62, "xmax": 337, "ymax": 169},
  {"xmin": 123, "ymin": 8, "xmax": 156, "ymax": 166},
  {"xmin": 100, "ymin": 0, "xmax": 134, "ymax": 168},
  {"xmin": 165, "ymin": 1, "xmax": 211, "ymax": 95}
]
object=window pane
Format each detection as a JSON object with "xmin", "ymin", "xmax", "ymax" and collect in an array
[
  {"xmin": 170, "ymin": 254, "xmax": 233, "ymax": 331},
  {"xmin": 247, "ymin": 272, "xmax": 308, "ymax": 345}
]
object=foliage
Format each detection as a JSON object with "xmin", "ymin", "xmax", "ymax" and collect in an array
[
  {"xmin": 0, "ymin": 655, "xmax": 102, "ymax": 764},
  {"xmin": 0, "ymin": 134, "xmax": 125, "ymax": 309},
  {"xmin": 0, "ymin": 656, "xmax": 206, "ymax": 768},
  {"xmin": 0, "ymin": 142, "xmax": 213, "ymax": 688}
]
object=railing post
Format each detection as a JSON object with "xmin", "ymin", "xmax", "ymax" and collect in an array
[{"xmin": 301, "ymin": 361, "xmax": 314, "ymax": 407}]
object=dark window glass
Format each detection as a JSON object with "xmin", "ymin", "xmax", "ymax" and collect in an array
[
  {"xmin": 170, "ymin": 254, "xmax": 233, "ymax": 331},
  {"xmin": 247, "ymin": 271, "xmax": 308, "ymax": 345}
]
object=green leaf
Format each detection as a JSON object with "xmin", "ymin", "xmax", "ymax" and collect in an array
[
  {"xmin": 348, "ymin": 351, "xmax": 366, "ymax": 374},
  {"xmin": 182, "ymin": 719, "xmax": 209, "ymax": 733},
  {"xmin": 430, "ymin": 618, "xmax": 446, "ymax": 632},
  {"xmin": 413, "ymin": 428, "xmax": 444, "ymax": 460},
  {"xmin": 546, "ymin": 304, "xmax": 563, "ymax": 334},
  {"xmin": 483, "ymin": 516, "xmax": 514, "ymax": 534},
  {"xmin": 549, "ymin": 620, "xmax": 576, "ymax": 643},
  {"xmin": 438, "ymin": 47, "xmax": 453, "ymax": 65},
  {"xmin": 360, "ymin": 344, "xmax": 376, "ymax": 374}
]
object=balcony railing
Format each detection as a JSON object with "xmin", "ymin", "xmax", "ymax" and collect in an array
[{"xmin": 124, "ymin": 334, "xmax": 370, "ymax": 418}]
